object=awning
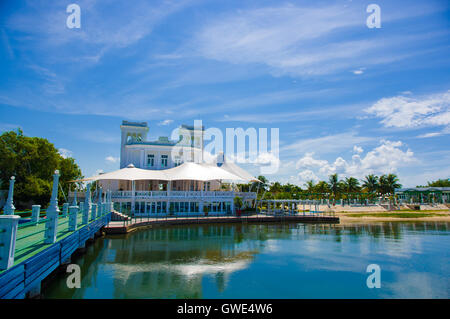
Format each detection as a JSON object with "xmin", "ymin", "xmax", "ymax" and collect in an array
[
  {"xmin": 163, "ymin": 162, "xmax": 246, "ymax": 182},
  {"xmin": 213, "ymin": 161, "xmax": 260, "ymax": 183},
  {"xmin": 74, "ymin": 164, "xmax": 168, "ymax": 182},
  {"xmin": 72, "ymin": 162, "xmax": 250, "ymax": 182}
]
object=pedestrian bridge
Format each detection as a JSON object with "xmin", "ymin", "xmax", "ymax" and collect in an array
[{"xmin": 0, "ymin": 171, "xmax": 112, "ymax": 299}]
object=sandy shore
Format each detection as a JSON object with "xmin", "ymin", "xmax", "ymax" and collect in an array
[{"xmin": 336, "ymin": 210, "xmax": 450, "ymax": 223}]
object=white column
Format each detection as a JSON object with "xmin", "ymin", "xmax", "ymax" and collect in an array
[
  {"xmin": 0, "ymin": 215, "xmax": 20, "ymax": 270},
  {"xmin": 131, "ymin": 181, "xmax": 135, "ymax": 214},
  {"xmin": 97, "ymin": 187, "xmax": 103, "ymax": 216},
  {"xmin": 85, "ymin": 183, "xmax": 92, "ymax": 219},
  {"xmin": 91, "ymin": 203, "xmax": 97, "ymax": 220},
  {"xmin": 72, "ymin": 189, "xmax": 77, "ymax": 206},
  {"xmin": 62, "ymin": 203, "xmax": 69, "ymax": 218},
  {"xmin": 45, "ymin": 170, "xmax": 60, "ymax": 244},
  {"xmin": 69, "ymin": 206, "xmax": 78, "ymax": 231},
  {"xmin": 82, "ymin": 200, "xmax": 89, "ymax": 225},
  {"xmin": 3, "ymin": 176, "xmax": 16, "ymax": 215},
  {"xmin": 31, "ymin": 205, "xmax": 41, "ymax": 224}
]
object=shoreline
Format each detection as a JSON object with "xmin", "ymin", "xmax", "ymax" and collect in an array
[{"xmin": 336, "ymin": 210, "xmax": 450, "ymax": 223}]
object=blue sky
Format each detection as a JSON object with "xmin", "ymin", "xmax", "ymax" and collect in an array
[{"xmin": 0, "ymin": 0, "xmax": 449, "ymax": 187}]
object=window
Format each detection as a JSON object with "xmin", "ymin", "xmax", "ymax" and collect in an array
[
  {"xmin": 161, "ymin": 155, "xmax": 168, "ymax": 167},
  {"xmin": 147, "ymin": 154, "xmax": 154, "ymax": 166}
]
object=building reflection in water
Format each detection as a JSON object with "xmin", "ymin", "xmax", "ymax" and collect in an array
[{"xmin": 41, "ymin": 222, "xmax": 449, "ymax": 299}]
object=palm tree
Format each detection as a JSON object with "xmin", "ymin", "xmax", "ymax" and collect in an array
[
  {"xmin": 305, "ymin": 180, "xmax": 316, "ymax": 193},
  {"xmin": 378, "ymin": 175, "xmax": 388, "ymax": 194},
  {"xmin": 315, "ymin": 181, "xmax": 330, "ymax": 194},
  {"xmin": 251, "ymin": 175, "xmax": 268, "ymax": 192},
  {"xmin": 362, "ymin": 174, "xmax": 379, "ymax": 193},
  {"xmin": 328, "ymin": 174, "xmax": 340, "ymax": 196},
  {"xmin": 385, "ymin": 174, "xmax": 401, "ymax": 194},
  {"xmin": 343, "ymin": 177, "xmax": 360, "ymax": 193}
]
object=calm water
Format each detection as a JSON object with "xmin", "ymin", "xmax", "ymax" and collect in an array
[{"xmin": 42, "ymin": 222, "xmax": 450, "ymax": 298}]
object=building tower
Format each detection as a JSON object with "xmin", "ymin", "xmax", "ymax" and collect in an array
[{"xmin": 120, "ymin": 121, "xmax": 149, "ymax": 168}]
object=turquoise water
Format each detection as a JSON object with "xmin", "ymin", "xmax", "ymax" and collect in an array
[{"xmin": 42, "ymin": 222, "xmax": 450, "ymax": 298}]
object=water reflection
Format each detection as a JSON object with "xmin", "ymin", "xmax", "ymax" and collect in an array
[{"xmin": 42, "ymin": 222, "xmax": 450, "ymax": 299}]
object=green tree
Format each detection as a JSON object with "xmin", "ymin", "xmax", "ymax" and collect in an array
[
  {"xmin": 378, "ymin": 174, "xmax": 401, "ymax": 194},
  {"xmin": 315, "ymin": 181, "xmax": 330, "ymax": 194},
  {"xmin": 385, "ymin": 174, "xmax": 401, "ymax": 194},
  {"xmin": 423, "ymin": 179, "xmax": 450, "ymax": 187},
  {"xmin": 343, "ymin": 177, "xmax": 360, "ymax": 193},
  {"xmin": 328, "ymin": 174, "xmax": 340, "ymax": 196},
  {"xmin": 362, "ymin": 174, "xmax": 379, "ymax": 193},
  {"xmin": 304, "ymin": 180, "xmax": 316, "ymax": 193},
  {"xmin": 0, "ymin": 129, "xmax": 83, "ymax": 209}
]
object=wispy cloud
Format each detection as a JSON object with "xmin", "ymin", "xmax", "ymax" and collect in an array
[
  {"xmin": 6, "ymin": 0, "xmax": 195, "ymax": 64},
  {"xmin": 365, "ymin": 90, "xmax": 450, "ymax": 128},
  {"xmin": 188, "ymin": 3, "xmax": 446, "ymax": 76},
  {"xmin": 158, "ymin": 119, "xmax": 173, "ymax": 126},
  {"xmin": 105, "ymin": 156, "xmax": 119, "ymax": 163},
  {"xmin": 281, "ymin": 131, "xmax": 374, "ymax": 156}
]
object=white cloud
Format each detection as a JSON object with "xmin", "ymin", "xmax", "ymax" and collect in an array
[
  {"xmin": 296, "ymin": 140, "xmax": 415, "ymax": 179},
  {"xmin": 297, "ymin": 170, "xmax": 319, "ymax": 185},
  {"xmin": 365, "ymin": 90, "xmax": 450, "ymax": 128},
  {"xmin": 58, "ymin": 148, "xmax": 73, "ymax": 159},
  {"xmin": 282, "ymin": 131, "xmax": 373, "ymax": 156},
  {"xmin": 352, "ymin": 68, "xmax": 365, "ymax": 75},
  {"xmin": 105, "ymin": 156, "xmax": 119, "ymax": 163},
  {"xmin": 190, "ymin": 4, "xmax": 443, "ymax": 76},
  {"xmin": 353, "ymin": 145, "xmax": 363, "ymax": 154},
  {"xmin": 6, "ymin": 0, "xmax": 194, "ymax": 64},
  {"xmin": 158, "ymin": 119, "xmax": 173, "ymax": 126}
]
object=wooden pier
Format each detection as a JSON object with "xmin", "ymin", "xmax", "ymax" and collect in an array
[
  {"xmin": 104, "ymin": 214, "xmax": 340, "ymax": 234},
  {"xmin": 0, "ymin": 213, "xmax": 111, "ymax": 299}
]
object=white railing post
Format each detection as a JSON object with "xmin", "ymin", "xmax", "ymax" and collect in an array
[
  {"xmin": 91, "ymin": 203, "xmax": 97, "ymax": 220},
  {"xmin": 0, "ymin": 215, "xmax": 20, "ymax": 270},
  {"xmin": 62, "ymin": 203, "xmax": 69, "ymax": 218},
  {"xmin": 97, "ymin": 187, "xmax": 103, "ymax": 216},
  {"xmin": 69, "ymin": 206, "xmax": 78, "ymax": 231},
  {"xmin": 3, "ymin": 176, "xmax": 16, "ymax": 215},
  {"xmin": 81, "ymin": 201, "xmax": 89, "ymax": 225},
  {"xmin": 31, "ymin": 205, "xmax": 41, "ymax": 224},
  {"xmin": 72, "ymin": 189, "xmax": 77, "ymax": 206},
  {"xmin": 85, "ymin": 183, "xmax": 92, "ymax": 220},
  {"xmin": 44, "ymin": 170, "xmax": 60, "ymax": 244}
]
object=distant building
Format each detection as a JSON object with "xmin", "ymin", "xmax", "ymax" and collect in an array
[
  {"xmin": 395, "ymin": 187, "xmax": 450, "ymax": 203},
  {"xmin": 120, "ymin": 121, "xmax": 204, "ymax": 170}
]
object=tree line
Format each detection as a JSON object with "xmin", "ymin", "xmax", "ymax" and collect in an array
[
  {"xmin": 239, "ymin": 173, "xmax": 404, "ymax": 200},
  {"xmin": 0, "ymin": 129, "xmax": 83, "ymax": 210}
]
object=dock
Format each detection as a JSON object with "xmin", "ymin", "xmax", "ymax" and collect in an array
[
  {"xmin": 104, "ymin": 214, "xmax": 340, "ymax": 234},
  {"xmin": 0, "ymin": 212, "xmax": 111, "ymax": 299}
]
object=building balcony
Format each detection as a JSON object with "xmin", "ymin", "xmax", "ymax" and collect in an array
[{"xmin": 68, "ymin": 190, "xmax": 257, "ymax": 202}]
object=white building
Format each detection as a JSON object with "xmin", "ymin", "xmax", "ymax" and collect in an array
[
  {"xmin": 75, "ymin": 121, "xmax": 258, "ymax": 216},
  {"xmin": 120, "ymin": 121, "xmax": 204, "ymax": 170}
]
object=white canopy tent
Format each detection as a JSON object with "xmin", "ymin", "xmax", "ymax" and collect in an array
[
  {"xmin": 163, "ymin": 162, "xmax": 247, "ymax": 182},
  {"xmin": 74, "ymin": 162, "xmax": 253, "ymax": 183},
  {"xmin": 213, "ymin": 162, "xmax": 261, "ymax": 183},
  {"xmin": 76, "ymin": 164, "xmax": 168, "ymax": 182}
]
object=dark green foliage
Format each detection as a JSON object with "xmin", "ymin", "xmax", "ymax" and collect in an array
[{"xmin": 0, "ymin": 129, "xmax": 83, "ymax": 209}]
